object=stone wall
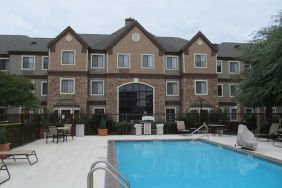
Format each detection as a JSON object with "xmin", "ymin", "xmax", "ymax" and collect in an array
[
  {"xmin": 47, "ymin": 75, "xmax": 88, "ymax": 113},
  {"xmin": 181, "ymin": 78, "xmax": 218, "ymax": 112}
]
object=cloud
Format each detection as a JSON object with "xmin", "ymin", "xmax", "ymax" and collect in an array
[{"xmin": 1, "ymin": 0, "xmax": 282, "ymax": 42}]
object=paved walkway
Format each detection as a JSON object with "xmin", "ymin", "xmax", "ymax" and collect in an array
[{"xmin": 1, "ymin": 135, "xmax": 281, "ymax": 188}]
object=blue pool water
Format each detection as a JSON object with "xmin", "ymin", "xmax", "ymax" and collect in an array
[{"xmin": 114, "ymin": 140, "xmax": 282, "ymax": 188}]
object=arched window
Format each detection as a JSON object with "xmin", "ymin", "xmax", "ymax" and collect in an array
[{"xmin": 119, "ymin": 83, "xmax": 153, "ymax": 121}]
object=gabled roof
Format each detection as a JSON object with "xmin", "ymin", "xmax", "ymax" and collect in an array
[
  {"xmin": 47, "ymin": 26, "xmax": 90, "ymax": 49},
  {"xmin": 104, "ymin": 20, "xmax": 166, "ymax": 53},
  {"xmin": 181, "ymin": 31, "xmax": 218, "ymax": 54}
]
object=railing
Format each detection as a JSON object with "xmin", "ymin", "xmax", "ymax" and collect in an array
[
  {"xmin": 87, "ymin": 160, "xmax": 130, "ymax": 188},
  {"xmin": 187, "ymin": 122, "xmax": 209, "ymax": 140}
]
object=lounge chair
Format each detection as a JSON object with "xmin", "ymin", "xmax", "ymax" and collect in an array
[
  {"xmin": 176, "ymin": 121, "xmax": 190, "ymax": 135},
  {"xmin": 0, "ymin": 159, "xmax": 10, "ymax": 185},
  {"xmin": 0, "ymin": 150, "xmax": 38, "ymax": 166},
  {"xmin": 255, "ymin": 123, "xmax": 279, "ymax": 141},
  {"xmin": 46, "ymin": 126, "xmax": 64, "ymax": 144},
  {"xmin": 64, "ymin": 124, "xmax": 73, "ymax": 140}
]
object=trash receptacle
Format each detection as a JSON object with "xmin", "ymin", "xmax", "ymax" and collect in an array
[
  {"xmin": 76, "ymin": 124, "xmax": 85, "ymax": 137},
  {"xmin": 134, "ymin": 124, "xmax": 142, "ymax": 136},
  {"xmin": 156, "ymin": 124, "xmax": 164, "ymax": 135}
]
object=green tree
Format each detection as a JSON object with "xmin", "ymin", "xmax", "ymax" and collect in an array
[
  {"xmin": 238, "ymin": 11, "xmax": 282, "ymax": 121},
  {"xmin": 0, "ymin": 72, "xmax": 38, "ymax": 109}
]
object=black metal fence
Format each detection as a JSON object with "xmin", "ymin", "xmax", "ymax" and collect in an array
[{"xmin": 0, "ymin": 112, "xmax": 280, "ymax": 148}]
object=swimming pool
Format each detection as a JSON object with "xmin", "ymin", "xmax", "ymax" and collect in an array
[{"xmin": 114, "ymin": 140, "xmax": 282, "ymax": 188}]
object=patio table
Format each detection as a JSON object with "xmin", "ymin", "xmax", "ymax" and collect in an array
[
  {"xmin": 57, "ymin": 127, "xmax": 69, "ymax": 141},
  {"xmin": 208, "ymin": 124, "xmax": 225, "ymax": 136}
]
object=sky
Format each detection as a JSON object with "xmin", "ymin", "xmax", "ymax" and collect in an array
[{"xmin": 1, "ymin": 0, "xmax": 281, "ymax": 43}]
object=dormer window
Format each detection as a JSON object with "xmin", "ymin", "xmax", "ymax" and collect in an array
[
  {"xmin": 61, "ymin": 50, "xmax": 75, "ymax": 65},
  {"xmin": 194, "ymin": 54, "xmax": 207, "ymax": 68}
]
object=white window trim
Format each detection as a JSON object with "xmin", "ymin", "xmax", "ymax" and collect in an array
[
  {"xmin": 165, "ymin": 107, "xmax": 177, "ymax": 120},
  {"xmin": 21, "ymin": 56, "xmax": 35, "ymax": 70},
  {"xmin": 194, "ymin": 80, "xmax": 208, "ymax": 95},
  {"xmin": 245, "ymin": 108, "xmax": 253, "ymax": 113},
  {"xmin": 190, "ymin": 107, "xmax": 213, "ymax": 113},
  {"xmin": 91, "ymin": 53, "xmax": 105, "ymax": 69},
  {"xmin": 229, "ymin": 84, "xmax": 238, "ymax": 97},
  {"xmin": 216, "ymin": 60, "xmax": 222, "ymax": 73},
  {"xmin": 244, "ymin": 63, "xmax": 251, "ymax": 71},
  {"xmin": 194, "ymin": 53, "xmax": 207, "ymax": 68},
  {"xmin": 61, "ymin": 50, "xmax": 76, "ymax": 65},
  {"xmin": 42, "ymin": 56, "xmax": 48, "ymax": 70},
  {"xmin": 228, "ymin": 61, "xmax": 240, "ymax": 74},
  {"xmin": 90, "ymin": 80, "xmax": 104, "ymax": 96},
  {"xmin": 0, "ymin": 58, "xmax": 9, "ymax": 71},
  {"xmin": 117, "ymin": 53, "xmax": 130, "ymax": 68},
  {"xmin": 166, "ymin": 55, "xmax": 179, "ymax": 70},
  {"xmin": 41, "ymin": 81, "xmax": 47, "ymax": 96},
  {"xmin": 141, "ymin": 54, "xmax": 155, "ymax": 69},
  {"xmin": 91, "ymin": 107, "xmax": 105, "ymax": 114},
  {"xmin": 272, "ymin": 107, "xmax": 277, "ymax": 114},
  {"xmin": 230, "ymin": 107, "xmax": 238, "ymax": 121},
  {"xmin": 60, "ymin": 78, "xmax": 75, "ymax": 94},
  {"xmin": 218, "ymin": 84, "xmax": 223, "ymax": 97},
  {"xmin": 166, "ymin": 81, "xmax": 179, "ymax": 96}
]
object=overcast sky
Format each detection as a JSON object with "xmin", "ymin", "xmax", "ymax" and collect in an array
[{"xmin": 1, "ymin": 0, "xmax": 281, "ymax": 43}]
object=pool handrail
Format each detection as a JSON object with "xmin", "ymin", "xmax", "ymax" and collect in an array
[
  {"xmin": 188, "ymin": 122, "xmax": 209, "ymax": 138},
  {"xmin": 87, "ymin": 160, "xmax": 130, "ymax": 188}
]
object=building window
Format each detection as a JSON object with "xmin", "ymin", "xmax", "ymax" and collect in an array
[
  {"xmin": 216, "ymin": 60, "xmax": 222, "ymax": 73},
  {"xmin": 141, "ymin": 54, "xmax": 154, "ymax": 68},
  {"xmin": 41, "ymin": 81, "xmax": 48, "ymax": 96},
  {"xmin": 119, "ymin": 83, "xmax": 153, "ymax": 121},
  {"xmin": 166, "ymin": 81, "xmax": 179, "ymax": 96},
  {"xmin": 245, "ymin": 64, "xmax": 251, "ymax": 71},
  {"xmin": 166, "ymin": 56, "xmax": 178, "ymax": 70},
  {"xmin": 229, "ymin": 61, "xmax": 240, "ymax": 74},
  {"xmin": 42, "ymin": 56, "xmax": 48, "ymax": 70},
  {"xmin": 166, "ymin": 108, "xmax": 176, "ymax": 122},
  {"xmin": 91, "ymin": 54, "xmax": 104, "ymax": 68},
  {"xmin": 0, "ymin": 58, "xmax": 9, "ymax": 71},
  {"xmin": 117, "ymin": 53, "xmax": 130, "ymax": 68},
  {"xmin": 92, "ymin": 108, "xmax": 105, "ymax": 114},
  {"xmin": 61, "ymin": 51, "xmax": 75, "ymax": 65},
  {"xmin": 0, "ymin": 107, "xmax": 7, "ymax": 121},
  {"xmin": 194, "ymin": 54, "xmax": 207, "ymax": 68},
  {"xmin": 218, "ymin": 84, "xmax": 223, "ymax": 97},
  {"xmin": 230, "ymin": 108, "xmax": 237, "ymax": 121},
  {"xmin": 60, "ymin": 78, "xmax": 75, "ymax": 94},
  {"xmin": 229, "ymin": 84, "xmax": 239, "ymax": 97},
  {"xmin": 245, "ymin": 108, "xmax": 253, "ymax": 114},
  {"xmin": 195, "ymin": 80, "xmax": 208, "ymax": 95},
  {"xmin": 91, "ymin": 80, "xmax": 104, "ymax": 95},
  {"xmin": 22, "ymin": 56, "xmax": 35, "ymax": 70}
]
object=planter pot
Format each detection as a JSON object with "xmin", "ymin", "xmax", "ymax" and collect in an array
[
  {"xmin": 0, "ymin": 143, "xmax": 10, "ymax": 151},
  {"xmin": 97, "ymin": 129, "xmax": 108, "ymax": 136}
]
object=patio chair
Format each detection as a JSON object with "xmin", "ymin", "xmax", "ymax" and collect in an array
[
  {"xmin": 46, "ymin": 126, "xmax": 64, "ymax": 144},
  {"xmin": 255, "ymin": 123, "xmax": 279, "ymax": 141},
  {"xmin": 64, "ymin": 124, "xmax": 73, "ymax": 140},
  {"xmin": 0, "ymin": 159, "xmax": 10, "ymax": 185},
  {"xmin": 273, "ymin": 134, "xmax": 282, "ymax": 147},
  {"xmin": 176, "ymin": 121, "xmax": 191, "ymax": 135},
  {"xmin": 0, "ymin": 150, "xmax": 38, "ymax": 166}
]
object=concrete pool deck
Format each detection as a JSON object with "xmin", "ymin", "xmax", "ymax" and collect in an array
[{"xmin": 1, "ymin": 135, "xmax": 282, "ymax": 188}]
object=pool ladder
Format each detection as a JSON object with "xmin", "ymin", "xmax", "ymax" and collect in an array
[{"xmin": 87, "ymin": 160, "xmax": 130, "ymax": 188}]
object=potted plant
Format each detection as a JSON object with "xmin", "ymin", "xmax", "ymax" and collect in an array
[
  {"xmin": 97, "ymin": 117, "xmax": 108, "ymax": 136},
  {"xmin": 0, "ymin": 125, "xmax": 10, "ymax": 151}
]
